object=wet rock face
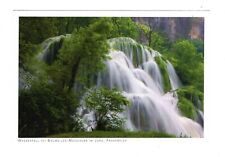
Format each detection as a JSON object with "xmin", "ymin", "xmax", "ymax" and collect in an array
[{"xmin": 132, "ymin": 17, "xmax": 204, "ymax": 41}]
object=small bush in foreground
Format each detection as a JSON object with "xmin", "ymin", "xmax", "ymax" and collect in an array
[{"xmin": 84, "ymin": 87, "xmax": 130, "ymax": 131}]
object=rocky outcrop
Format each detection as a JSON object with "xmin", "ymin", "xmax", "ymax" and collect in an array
[{"xmin": 132, "ymin": 17, "xmax": 204, "ymax": 41}]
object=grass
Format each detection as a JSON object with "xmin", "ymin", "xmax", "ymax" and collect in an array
[{"xmin": 48, "ymin": 131, "xmax": 175, "ymax": 138}]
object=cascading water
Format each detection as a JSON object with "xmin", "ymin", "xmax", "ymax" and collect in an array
[
  {"xmin": 141, "ymin": 60, "xmax": 164, "ymax": 94},
  {"xmin": 166, "ymin": 60, "xmax": 182, "ymax": 90},
  {"xmin": 96, "ymin": 37, "xmax": 203, "ymax": 137},
  {"xmin": 39, "ymin": 36, "xmax": 203, "ymax": 137},
  {"xmin": 38, "ymin": 35, "xmax": 69, "ymax": 64}
]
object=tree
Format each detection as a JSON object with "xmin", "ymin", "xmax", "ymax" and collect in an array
[
  {"xmin": 53, "ymin": 17, "xmax": 96, "ymax": 35},
  {"xmin": 136, "ymin": 23, "xmax": 151, "ymax": 45},
  {"xmin": 164, "ymin": 40, "xmax": 204, "ymax": 120},
  {"xmin": 151, "ymin": 32, "xmax": 170, "ymax": 53},
  {"xmin": 190, "ymin": 39, "xmax": 204, "ymax": 56},
  {"xmin": 171, "ymin": 40, "xmax": 204, "ymax": 92},
  {"xmin": 84, "ymin": 87, "xmax": 130, "ymax": 131},
  {"xmin": 49, "ymin": 18, "xmax": 112, "ymax": 90},
  {"xmin": 136, "ymin": 23, "xmax": 170, "ymax": 52},
  {"xmin": 19, "ymin": 17, "xmax": 58, "ymax": 70},
  {"xmin": 19, "ymin": 18, "xmax": 114, "ymax": 137},
  {"xmin": 110, "ymin": 17, "xmax": 139, "ymax": 39},
  {"xmin": 19, "ymin": 80, "xmax": 77, "ymax": 137},
  {"xmin": 19, "ymin": 17, "xmax": 97, "ymax": 70}
]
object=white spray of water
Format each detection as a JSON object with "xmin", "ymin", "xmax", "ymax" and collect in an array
[
  {"xmin": 166, "ymin": 60, "xmax": 182, "ymax": 90},
  {"xmin": 95, "ymin": 38, "xmax": 203, "ymax": 137}
]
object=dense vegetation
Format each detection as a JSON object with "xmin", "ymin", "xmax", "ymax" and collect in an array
[
  {"xmin": 49, "ymin": 131, "xmax": 175, "ymax": 138},
  {"xmin": 19, "ymin": 80, "xmax": 77, "ymax": 137},
  {"xmin": 19, "ymin": 17, "xmax": 204, "ymax": 137},
  {"xmin": 19, "ymin": 17, "xmax": 140, "ymax": 137},
  {"xmin": 49, "ymin": 18, "xmax": 112, "ymax": 90},
  {"xmin": 169, "ymin": 40, "xmax": 204, "ymax": 119}
]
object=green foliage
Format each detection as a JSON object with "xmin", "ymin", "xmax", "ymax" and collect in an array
[
  {"xmin": 170, "ymin": 40, "xmax": 204, "ymax": 92},
  {"xmin": 18, "ymin": 17, "xmax": 114, "ymax": 137},
  {"xmin": 41, "ymin": 36, "xmax": 66, "ymax": 65},
  {"xmin": 71, "ymin": 114, "xmax": 85, "ymax": 132},
  {"xmin": 50, "ymin": 18, "xmax": 112, "ymax": 90},
  {"xmin": 53, "ymin": 17, "xmax": 96, "ymax": 35},
  {"xmin": 136, "ymin": 23, "xmax": 151, "ymax": 44},
  {"xmin": 137, "ymin": 23, "xmax": 151, "ymax": 35},
  {"xmin": 19, "ymin": 17, "xmax": 97, "ymax": 70},
  {"xmin": 110, "ymin": 17, "xmax": 139, "ymax": 40},
  {"xmin": 154, "ymin": 57, "xmax": 171, "ymax": 92},
  {"xmin": 177, "ymin": 86, "xmax": 203, "ymax": 120},
  {"xmin": 19, "ymin": 42, "xmax": 41, "ymax": 71},
  {"xmin": 98, "ymin": 114, "xmax": 125, "ymax": 131},
  {"xmin": 177, "ymin": 86, "xmax": 203, "ymax": 111},
  {"xmin": 171, "ymin": 40, "xmax": 205, "ymax": 117},
  {"xmin": 49, "ymin": 131, "xmax": 175, "ymax": 138},
  {"xmin": 109, "ymin": 37, "xmax": 145, "ymax": 67},
  {"xmin": 190, "ymin": 39, "xmax": 204, "ymax": 57},
  {"xmin": 84, "ymin": 87, "xmax": 130, "ymax": 131},
  {"xmin": 135, "ymin": 22, "xmax": 171, "ymax": 52},
  {"xmin": 151, "ymin": 32, "xmax": 170, "ymax": 53},
  {"xmin": 19, "ymin": 17, "xmax": 204, "ymax": 137},
  {"xmin": 19, "ymin": 17, "xmax": 58, "ymax": 69},
  {"xmin": 178, "ymin": 97, "xmax": 197, "ymax": 120},
  {"xmin": 19, "ymin": 80, "xmax": 77, "ymax": 137},
  {"xmin": 19, "ymin": 17, "xmax": 58, "ymax": 44}
]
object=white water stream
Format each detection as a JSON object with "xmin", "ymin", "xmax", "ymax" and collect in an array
[{"xmin": 94, "ymin": 37, "xmax": 203, "ymax": 137}]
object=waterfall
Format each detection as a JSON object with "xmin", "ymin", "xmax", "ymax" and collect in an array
[
  {"xmin": 166, "ymin": 60, "xmax": 182, "ymax": 90},
  {"xmin": 39, "ymin": 36, "xmax": 203, "ymax": 137},
  {"xmin": 38, "ymin": 35, "xmax": 70, "ymax": 64},
  {"xmin": 141, "ymin": 60, "xmax": 164, "ymax": 94},
  {"xmin": 96, "ymin": 37, "xmax": 203, "ymax": 137}
]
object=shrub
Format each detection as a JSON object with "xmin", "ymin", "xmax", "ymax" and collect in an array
[{"xmin": 84, "ymin": 87, "xmax": 130, "ymax": 131}]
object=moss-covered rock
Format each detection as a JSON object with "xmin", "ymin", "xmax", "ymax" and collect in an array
[
  {"xmin": 108, "ymin": 37, "xmax": 148, "ymax": 67},
  {"xmin": 177, "ymin": 86, "xmax": 203, "ymax": 111},
  {"xmin": 177, "ymin": 86, "xmax": 204, "ymax": 120},
  {"xmin": 154, "ymin": 56, "xmax": 171, "ymax": 92},
  {"xmin": 178, "ymin": 97, "xmax": 197, "ymax": 120}
]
